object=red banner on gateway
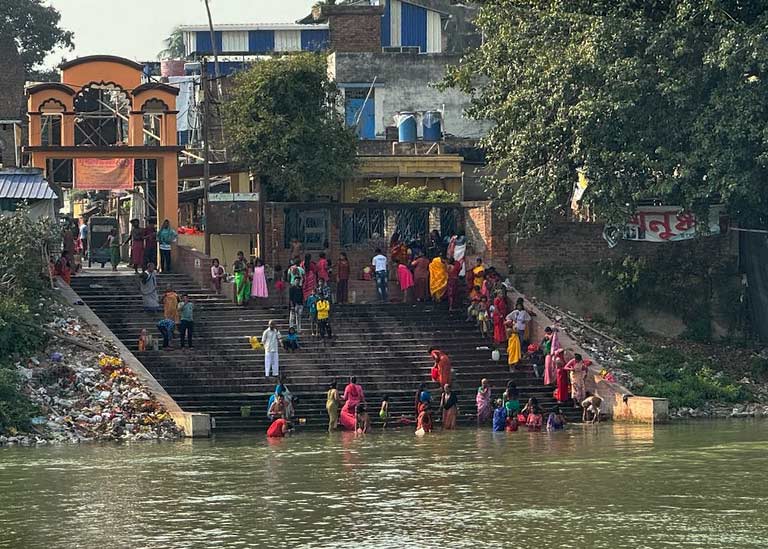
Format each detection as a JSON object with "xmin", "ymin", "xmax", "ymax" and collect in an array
[{"xmin": 74, "ymin": 158, "xmax": 134, "ymax": 191}]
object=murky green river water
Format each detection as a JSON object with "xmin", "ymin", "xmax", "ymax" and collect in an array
[{"xmin": 1, "ymin": 421, "xmax": 766, "ymax": 548}]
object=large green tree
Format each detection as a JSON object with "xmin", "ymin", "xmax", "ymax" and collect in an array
[
  {"xmin": 0, "ymin": 0, "xmax": 73, "ymax": 71},
  {"xmin": 444, "ymin": 0, "xmax": 768, "ymax": 234},
  {"xmin": 223, "ymin": 54, "xmax": 358, "ymax": 200}
]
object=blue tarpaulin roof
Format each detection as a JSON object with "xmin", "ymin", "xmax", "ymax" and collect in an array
[{"xmin": 0, "ymin": 169, "xmax": 56, "ymax": 200}]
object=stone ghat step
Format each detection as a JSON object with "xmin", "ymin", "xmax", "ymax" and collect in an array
[
  {"xmin": 157, "ymin": 380, "xmax": 553, "ymax": 396},
  {"xmin": 143, "ymin": 363, "xmax": 539, "ymax": 379},
  {"xmin": 71, "ymin": 272, "xmax": 567, "ymax": 431}
]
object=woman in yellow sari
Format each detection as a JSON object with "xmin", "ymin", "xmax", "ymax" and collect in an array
[
  {"xmin": 429, "ymin": 256, "xmax": 448, "ymax": 301},
  {"xmin": 162, "ymin": 286, "xmax": 180, "ymax": 323},
  {"xmin": 507, "ymin": 331, "xmax": 521, "ymax": 371}
]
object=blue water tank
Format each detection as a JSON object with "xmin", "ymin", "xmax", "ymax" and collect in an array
[
  {"xmin": 423, "ymin": 110, "xmax": 442, "ymax": 141},
  {"xmin": 397, "ymin": 112, "xmax": 417, "ymax": 143}
]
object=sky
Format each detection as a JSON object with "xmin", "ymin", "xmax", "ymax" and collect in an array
[{"xmin": 44, "ymin": 0, "xmax": 317, "ymax": 67}]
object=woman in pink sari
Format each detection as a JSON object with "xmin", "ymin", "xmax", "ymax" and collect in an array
[
  {"xmin": 396, "ymin": 259, "xmax": 415, "ymax": 304},
  {"xmin": 476, "ymin": 378, "xmax": 492, "ymax": 424},
  {"xmin": 543, "ymin": 327, "xmax": 561, "ymax": 386},
  {"xmin": 339, "ymin": 376, "xmax": 365, "ymax": 431}
]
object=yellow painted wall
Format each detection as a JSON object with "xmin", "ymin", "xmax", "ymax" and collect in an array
[
  {"xmin": 357, "ymin": 155, "xmax": 463, "ymax": 176},
  {"xmin": 178, "ymin": 233, "xmax": 252, "ymax": 270},
  {"xmin": 344, "ymin": 154, "xmax": 463, "ymax": 202}
]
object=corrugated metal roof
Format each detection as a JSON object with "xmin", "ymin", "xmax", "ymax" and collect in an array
[{"xmin": 0, "ymin": 169, "xmax": 56, "ymax": 200}]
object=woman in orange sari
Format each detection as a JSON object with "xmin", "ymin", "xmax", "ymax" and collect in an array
[
  {"xmin": 429, "ymin": 256, "xmax": 448, "ymax": 302},
  {"xmin": 430, "ymin": 348, "xmax": 452, "ymax": 386}
]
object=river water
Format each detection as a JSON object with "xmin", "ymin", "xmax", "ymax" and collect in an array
[{"xmin": 1, "ymin": 421, "xmax": 766, "ymax": 548}]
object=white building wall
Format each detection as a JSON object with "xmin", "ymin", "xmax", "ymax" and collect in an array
[
  {"xmin": 331, "ymin": 52, "xmax": 492, "ymax": 139},
  {"xmin": 222, "ymin": 31, "xmax": 248, "ymax": 53},
  {"xmin": 427, "ymin": 11, "xmax": 442, "ymax": 53},
  {"xmin": 390, "ymin": 0, "xmax": 402, "ymax": 47}
]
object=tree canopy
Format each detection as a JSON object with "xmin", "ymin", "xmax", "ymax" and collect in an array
[
  {"xmin": 223, "ymin": 54, "xmax": 358, "ymax": 201},
  {"xmin": 158, "ymin": 28, "xmax": 186, "ymax": 60},
  {"xmin": 443, "ymin": 0, "xmax": 768, "ymax": 234},
  {"xmin": 0, "ymin": 0, "xmax": 73, "ymax": 70}
]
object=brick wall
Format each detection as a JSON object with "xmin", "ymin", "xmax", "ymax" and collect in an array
[
  {"xmin": 264, "ymin": 201, "xmax": 507, "ymax": 276},
  {"xmin": 313, "ymin": 5, "xmax": 383, "ymax": 53},
  {"xmin": 330, "ymin": 13, "xmax": 382, "ymax": 53},
  {"xmin": 508, "ymin": 222, "xmax": 735, "ymax": 275}
]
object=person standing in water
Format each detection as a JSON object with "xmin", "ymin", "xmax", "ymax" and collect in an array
[
  {"xmin": 440, "ymin": 384, "xmax": 458, "ymax": 430},
  {"xmin": 326, "ymin": 380, "xmax": 341, "ymax": 432}
]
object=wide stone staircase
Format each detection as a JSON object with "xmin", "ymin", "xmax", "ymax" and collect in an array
[{"xmin": 71, "ymin": 273, "xmax": 582, "ymax": 431}]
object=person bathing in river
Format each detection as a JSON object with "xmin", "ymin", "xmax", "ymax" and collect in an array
[
  {"xmin": 379, "ymin": 396, "xmax": 390, "ymax": 429},
  {"xmin": 326, "ymin": 380, "xmax": 341, "ymax": 432},
  {"xmin": 547, "ymin": 406, "xmax": 566, "ymax": 431},
  {"xmin": 582, "ymin": 393, "xmax": 603, "ymax": 424},
  {"xmin": 356, "ymin": 403, "xmax": 371, "ymax": 434},
  {"xmin": 416, "ymin": 401, "xmax": 433, "ymax": 435},
  {"xmin": 492, "ymin": 399, "xmax": 507, "ymax": 432},
  {"xmin": 267, "ymin": 417, "xmax": 290, "ymax": 438},
  {"xmin": 476, "ymin": 378, "xmax": 492, "ymax": 424},
  {"xmin": 440, "ymin": 384, "xmax": 458, "ymax": 430},
  {"xmin": 521, "ymin": 398, "xmax": 543, "ymax": 432}
]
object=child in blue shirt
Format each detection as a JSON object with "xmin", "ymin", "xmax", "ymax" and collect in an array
[{"xmin": 282, "ymin": 327, "xmax": 300, "ymax": 352}]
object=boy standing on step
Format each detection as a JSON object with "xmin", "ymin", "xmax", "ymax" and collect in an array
[
  {"xmin": 262, "ymin": 320, "xmax": 281, "ymax": 377},
  {"xmin": 317, "ymin": 295, "xmax": 332, "ymax": 341},
  {"xmin": 178, "ymin": 293, "xmax": 194, "ymax": 349}
]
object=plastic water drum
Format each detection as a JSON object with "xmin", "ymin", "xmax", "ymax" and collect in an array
[
  {"xmin": 396, "ymin": 112, "xmax": 417, "ymax": 143},
  {"xmin": 423, "ymin": 110, "xmax": 443, "ymax": 141}
]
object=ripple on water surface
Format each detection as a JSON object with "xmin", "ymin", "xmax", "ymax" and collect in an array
[{"xmin": 0, "ymin": 421, "xmax": 767, "ymax": 548}]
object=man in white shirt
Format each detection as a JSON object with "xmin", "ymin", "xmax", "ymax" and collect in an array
[
  {"xmin": 505, "ymin": 302, "xmax": 531, "ymax": 348},
  {"xmin": 261, "ymin": 320, "xmax": 282, "ymax": 377},
  {"xmin": 371, "ymin": 248, "xmax": 388, "ymax": 302}
]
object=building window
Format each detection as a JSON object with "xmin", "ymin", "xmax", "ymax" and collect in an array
[
  {"xmin": 141, "ymin": 99, "xmax": 168, "ymax": 147},
  {"xmin": 341, "ymin": 208, "xmax": 384, "ymax": 245},
  {"xmin": 40, "ymin": 114, "xmax": 62, "ymax": 146}
]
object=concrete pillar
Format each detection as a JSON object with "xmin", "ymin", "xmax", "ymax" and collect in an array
[
  {"xmin": 231, "ymin": 171, "xmax": 250, "ymax": 193},
  {"xmin": 28, "ymin": 114, "xmax": 41, "ymax": 147},
  {"xmin": 163, "ymin": 114, "xmax": 177, "ymax": 146},
  {"xmin": 62, "ymin": 114, "xmax": 75, "ymax": 146},
  {"xmin": 157, "ymin": 156, "xmax": 179, "ymax": 228},
  {"xmin": 128, "ymin": 113, "xmax": 143, "ymax": 146}
]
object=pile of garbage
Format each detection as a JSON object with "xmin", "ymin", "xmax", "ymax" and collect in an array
[{"xmin": 1, "ymin": 311, "xmax": 181, "ymax": 446}]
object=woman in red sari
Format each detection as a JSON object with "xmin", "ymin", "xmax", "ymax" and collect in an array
[
  {"xmin": 301, "ymin": 253, "xmax": 317, "ymax": 302},
  {"xmin": 554, "ymin": 353, "xmax": 570, "ymax": 403},
  {"xmin": 492, "ymin": 290, "xmax": 509, "ymax": 345},
  {"xmin": 129, "ymin": 219, "xmax": 144, "ymax": 274}
]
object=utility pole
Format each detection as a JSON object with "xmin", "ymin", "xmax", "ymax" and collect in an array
[
  {"xmin": 202, "ymin": 59, "xmax": 212, "ymax": 256},
  {"xmin": 204, "ymin": 0, "xmax": 220, "ymax": 79}
]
